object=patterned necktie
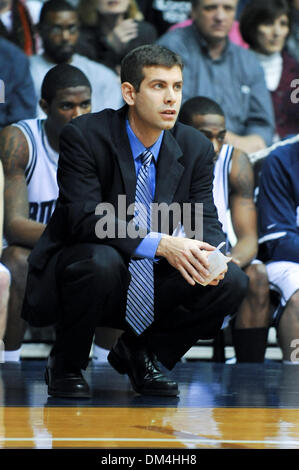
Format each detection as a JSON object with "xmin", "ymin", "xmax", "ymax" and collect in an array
[{"xmin": 126, "ymin": 149, "xmax": 154, "ymax": 335}]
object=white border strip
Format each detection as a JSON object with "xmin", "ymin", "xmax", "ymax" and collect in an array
[{"xmin": 1, "ymin": 437, "xmax": 299, "ymax": 446}]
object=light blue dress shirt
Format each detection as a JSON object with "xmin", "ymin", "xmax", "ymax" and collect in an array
[{"xmin": 126, "ymin": 119, "xmax": 164, "ymax": 259}]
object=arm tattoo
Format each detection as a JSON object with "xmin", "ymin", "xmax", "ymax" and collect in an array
[
  {"xmin": 230, "ymin": 151, "xmax": 254, "ymax": 199},
  {"xmin": 0, "ymin": 126, "xmax": 28, "ymax": 174},
  {"xmin": 0, "ymin": 127, "xmax": 30, "ymax": 228}
]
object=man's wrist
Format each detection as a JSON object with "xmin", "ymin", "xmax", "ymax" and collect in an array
[{"xmin": 155, "ymin": 234, "xmax": 171, "ymax": 257}]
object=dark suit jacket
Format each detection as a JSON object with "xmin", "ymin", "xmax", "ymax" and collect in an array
[{"xmin": 22, "ymin": 105, "xmax": 225, "ymax": 326}]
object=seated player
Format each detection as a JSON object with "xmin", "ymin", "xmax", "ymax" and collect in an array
[
  {"xmin": 179, "ymin": 96, "xmax": 270, "ymax": 362},
  {"xmin": 257, "ymin": 139, "xmax": 299, "ymax": 363},
  {"xmin": 0, "ymin": 63, "xmax": 92, "ymax": 362}
]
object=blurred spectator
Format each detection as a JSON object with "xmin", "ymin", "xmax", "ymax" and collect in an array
[
  {"xmin": 286, "ymin": 0, "xmax": 299, "ymax": 61},
  {"xmin": 168, "ymin": 0, "xmax": 249, "ymax": 50},
  {"xmin": 0, "ymin": 36, "xmax": 36, "ymax": 128},
  {"xmin": 0, "ymin": 0, "xmax": 37, "ymax": 54},
  {"xmin": 30, "ymin": 0, "xmax": 123, "ymax": 117},
  {"xmin": 77, "ymin": 0, "xmax": 157, "ymax": 74},
  {"xmin": 179, "ymin": 96, "xmax": 270, "ymax": 363},
  {"xmin": 235, "ymin": 0, "xmax": 250, "ymax": 19},
  {"xmin": 137, "ymin": 0, "xmax": 192, "ymax": 37},
  {"xmin": 240, "ymin": 0, "xmax": 299, "ymax": 140},
  {"xmin": 257, "ymin": 139, "xmax": 299, "ymax": 363},
  {"xmin": 157, "ymin": 0, "xmax": 275, "ymax": 154},
  {"xmin": 0, "ymin": 63, "xmax": 92, "ymax": 362},
  {"xmin": 25, "ymin": 1, "xmax": 43, "ymax": 24},
  {"xmin": 137, "ymin": 0, "xmax": 252, "ymax": 39},
  {"xmin": 170, "ymin": 18, "xmax": 248, "ymax": 48},
  {"xmin": 25, "ymin": 0, "xmax": 45, "ymax": 52}
]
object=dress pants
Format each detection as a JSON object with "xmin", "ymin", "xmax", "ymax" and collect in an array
[
  {"xmin": 51, "ymin": 243, "xmax": 130, "ymax": 370},
  {"xmin": 51, "ymin": 242, "xmax": 248, "ymax": 370}
]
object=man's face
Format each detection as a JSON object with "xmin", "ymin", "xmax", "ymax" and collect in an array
[
  {"xmin": 190, "ymin": 113, "xmax": 226, "ymax": 157},
  {"xmin": 42, "ymin": 86, "xmax": 91, "ymax": 133},
  {"xmin": 192, "ymin": 0, "xmax": 237, "ymax": 43},
  {"xmin": 40, "ymin": 11, "xmax": 79, "ymax": 63},
  {"xmin": 125, "ymin": 65, "xmax": 183, "ymax": 141},
  {"xmin": 97, "ymin": 0, "xmax": 130, "ymax": 15}
]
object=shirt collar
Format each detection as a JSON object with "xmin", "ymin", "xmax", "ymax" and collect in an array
[
  {"xmin": 192, "ymin": 23, "xmax": 231, "ymax": 61},
  {"xmin": 126, "ymin": 119, "xmax": 164, "ymax": 163}
]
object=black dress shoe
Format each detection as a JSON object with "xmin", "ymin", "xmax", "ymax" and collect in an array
[
  {"xmin": 45, "ymin": 356, "xmax": 91, "ymax": 398},
  {"xmin": 108, "ymin": 337, "xmax": 179, "ymax": 396}
]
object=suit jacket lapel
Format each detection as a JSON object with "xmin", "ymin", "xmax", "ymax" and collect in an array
[
  {"xmin": 154, "ymin": 130, "xmax": 184, "ymax": 205},
  {"xmin": 111, "ymin": 109, "xmax": 185, "ymax": 208},
  {"xmin": 111, "ymin": 107, "xmax": 137, "ymax": 208}
]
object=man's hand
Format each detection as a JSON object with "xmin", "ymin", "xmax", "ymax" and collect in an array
[
  {"xmin": 107, "ymin": 19, "xmax": 138, "ymax": 53},
  {"xmin": 156, "ymin": 235, "xmax": 227, "ymax": 286},
  {"xmin": 207, "ymin": 269, "xmax": 227, "ymax": 286}
]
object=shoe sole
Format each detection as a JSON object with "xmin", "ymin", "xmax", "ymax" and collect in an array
[
  {"xmin": 45, "ymin": 369, "xmax": 91, "ymax": 399},
  {"xmin": 107, "ymin": 350, "xmax": 179, "ymax": 397}
]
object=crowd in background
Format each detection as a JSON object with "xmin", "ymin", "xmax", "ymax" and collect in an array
[
  {"xmin": 0, "ymin": 0, "xmax": 298, "ymax": 134},
  {"xmin": 0, "ymin": 0, "xmax": 298, "ymax": 364}
]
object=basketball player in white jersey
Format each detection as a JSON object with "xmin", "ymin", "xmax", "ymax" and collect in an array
[
  {"xmin": 0, "ymin": 63, "xmax": 92, "ymax": 362},
  {"xmin": 179, "ymin": 96, "xmax": 270, "ymax": 363}
]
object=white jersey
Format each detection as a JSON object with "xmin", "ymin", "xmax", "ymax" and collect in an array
[
  {"xmin": 12, "ymin": 119, "xmax": 59, "ymax": 224},
  {"xmin": 213, "ymin": 144, "xmax": 234, "ymax": 238}
]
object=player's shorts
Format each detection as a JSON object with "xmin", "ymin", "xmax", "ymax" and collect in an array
[{"xmin": 266, "ymin": 261, "xmax": 299, "ymax": 326}]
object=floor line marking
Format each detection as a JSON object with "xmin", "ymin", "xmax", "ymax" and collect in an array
[{"xmin": 1, "ymin": 437, "xmax": 299, "ymax": 446}]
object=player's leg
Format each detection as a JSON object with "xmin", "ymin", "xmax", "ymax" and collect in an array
[
  {"xmin": 233, "ymin": 262, "xmax": 270, "ymax": 362},
  {"xmin": 2, "ymin": 246, "xmax": 30, "ymax": 361},
  {"xmin": 0, "ymin": 263, "xmax": 10, "ymax": 341},
  {"xmin": 277, "ymin": 290, "xmax": 299, "ymax": 363}
]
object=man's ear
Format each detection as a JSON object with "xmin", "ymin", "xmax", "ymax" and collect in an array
[
  {"xmin": 121, "ymin": 82, "xmax": 136, "ymax": 106},
  {"xmin": 39, "ymin": 98, "xmax": 50, "ymax": 116}
]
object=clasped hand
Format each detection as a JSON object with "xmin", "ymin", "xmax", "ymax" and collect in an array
[{"xmin": 156, "ymin": 235, "xmax": 228, "ymax": 286}]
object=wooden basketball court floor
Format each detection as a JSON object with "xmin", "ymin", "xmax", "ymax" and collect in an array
[{"xmin": 1, "ymin": 358, "xmax": 299, "ymax": 452}]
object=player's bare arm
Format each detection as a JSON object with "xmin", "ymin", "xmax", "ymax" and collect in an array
[
  {"xmin": 228, "ymin": 149, "xmax": 258, "ymax": 268},
  {"xmin": 0, "ymin": 126, "xmax": 45, "ymax": 247},
  {"xmin": 225, "ymin": 131, "xmax": 266, "ymax": 154}
]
